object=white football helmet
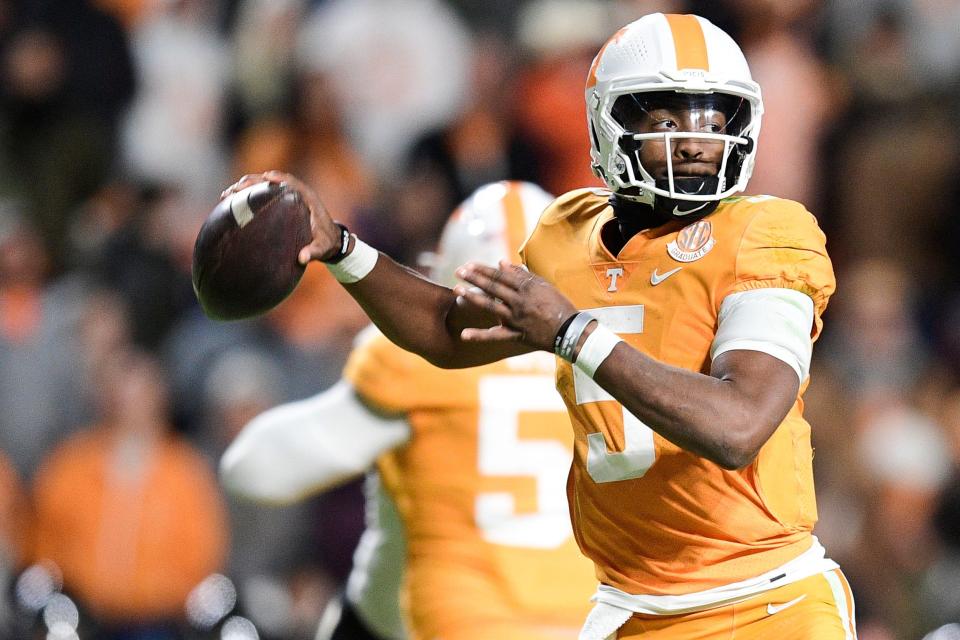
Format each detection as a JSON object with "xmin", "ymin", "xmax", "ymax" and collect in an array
[
  {"xmin": 425, "ymin": 181, "xmax": 554, "ymax": 287},
  {"xmin": 585, "ymin": 13, "xmax": 763, "ymax": 216}
]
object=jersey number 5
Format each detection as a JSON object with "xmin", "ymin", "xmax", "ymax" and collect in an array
[
  {"xmin": 574, "ymin": 305, "xmax": 657, "ymax": 483},
  {"xmin": 475, "ymin": 371, "xmax": 573, "ymax": 549}
]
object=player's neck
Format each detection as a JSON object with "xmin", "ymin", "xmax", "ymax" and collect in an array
[{"xmin": 605, "ymin": 195, "xmax": 673, "ymax": 255}]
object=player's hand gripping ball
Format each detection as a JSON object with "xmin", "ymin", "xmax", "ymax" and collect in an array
[{"xmin": 192, "ymin": 181, "xmax": 312, "ymax": 321}]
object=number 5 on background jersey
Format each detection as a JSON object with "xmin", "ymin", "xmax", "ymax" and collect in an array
[{"xmin": 475, "ymin": 371, "xmax": 574, "ymax": 549}]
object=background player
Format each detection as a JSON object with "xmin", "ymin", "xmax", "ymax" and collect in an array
[
  {"xmin": 222, "ymin": 12, "xmax": 857, "ymax": 639},
  {"xmin": 220, "ymin": 181, "xmax": 597, "ymax": 640}
]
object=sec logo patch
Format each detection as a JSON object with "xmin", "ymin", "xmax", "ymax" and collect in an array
[{"xmin": 667, "ymin": 220, "xmax": 715, "ymax": 262}]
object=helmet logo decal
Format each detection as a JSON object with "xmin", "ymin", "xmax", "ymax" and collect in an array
[
  {"xmin": 665, "ymin": 14, "xmax": 709, "ymax": 71},
  {"xmin": 667, "ymin": 220, "xmax": 715, "ymax": 262}
]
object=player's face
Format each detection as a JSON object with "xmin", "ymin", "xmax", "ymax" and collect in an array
[
  {"xmin": 613, "ymin": 93, "xmax": 733, "ymax": 180},
  {"xmin": 633, "ymin": 107, "xmax": 727, "ymax": 179}
]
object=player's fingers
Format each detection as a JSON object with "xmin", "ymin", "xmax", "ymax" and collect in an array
[
  {"xmin": 262, "ymin": 170, "xmax": 293, "ymax": 185},
  {"xmin": 456, "ymin": 264, "xmax": 520, "ymax": 304},
  {"xmin": 264, "ymin": 172, "xmax": 332, "ymax": 220},
  {"xmin": 460, "ymin": 325, "xmax": 523, "ymax": 343},
  {"xmin": 298, "ymin": 241, "xmax": 329, "ymax": 265},
  {"xmin": 220, "ymin": 174, "xmax": 265, "ymax": 199},
  {"xmin": 462, "ymin": 260, "xmax": 528, "ymax": 288},
  {"xmin": 263, "ymin": 171, "xmax": 315, "ymax": 201},
  {"xmin": 496, "ymin": 260, "xmax": 531, "ymax": 287},
  {"xmin": 453, "ymin": 286, "xmax": 514, "ymax": 321}
]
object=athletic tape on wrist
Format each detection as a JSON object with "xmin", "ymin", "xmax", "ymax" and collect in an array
[
  {"xmin": 326, "ymin": 237, "xmax": 378, "ymax": 283},
  {"xmin": 575, "ymin": 324, "xmax": 623, "ymax": 378},
  {"xmin": 556, "ymin": 312, "xmax": 595, "ymax": 362}
]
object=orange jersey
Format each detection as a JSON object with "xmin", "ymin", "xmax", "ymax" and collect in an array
[
  {"xmin": 344, "ymin": 332, "xmax": 596, "ymax": 639},
  {"xmin": 32, "ymin": 428, "xmax": 229, "ymax": 623},
  {"xmin": 521, "ymin": 188, "xmax": 835, "ymax": 596}
]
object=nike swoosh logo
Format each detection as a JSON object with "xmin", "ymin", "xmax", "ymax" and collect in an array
[
  {"xmin": 672, "ymin": 202, "xmax": 709, "ymax": 217},
  {"xmin": 767, "ymin": 594, "xmax": 807, "ymax": 616},
  {"xmin": 650, "ymin": 267, "xmax": 682, "ymax": 285}
]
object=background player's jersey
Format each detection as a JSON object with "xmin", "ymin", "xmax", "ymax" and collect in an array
[
  {"xmin": 521, "ymin": 188, "xmax": 836, "ymax": 597},
  {"xmin": 344, "ymin": 331, "xmax": 596, "ymax": 640}
]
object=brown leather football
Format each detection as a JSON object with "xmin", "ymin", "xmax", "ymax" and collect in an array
[{"xmin": 192, "ymin": 181, "xmax": 312, "ymax": 321}]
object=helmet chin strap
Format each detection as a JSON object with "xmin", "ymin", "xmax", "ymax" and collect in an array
[
  {"xmin": 652, "ymin": 175, "xmax": 721, "ymax": 219},
  {"xmin": 612, "ymin": 175, "xmax": 721, "ymax": 225}
]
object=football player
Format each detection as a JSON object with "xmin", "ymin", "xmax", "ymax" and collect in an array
[
  {"xmin": 220, "ymin": 181, "xmax": 597, "ymax": 640},
  {"xmin": 222, "ymin": 13, "xmax": 857, "ymax": 640}
]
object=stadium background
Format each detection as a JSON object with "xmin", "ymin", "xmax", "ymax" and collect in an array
[{"xmin": 0, "ymin": 0, "xmax": 958, "ymax": 638}]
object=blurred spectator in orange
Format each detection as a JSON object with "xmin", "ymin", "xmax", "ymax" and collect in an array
[
  {"xmin": 513, "ymin": 0, "xmax": 612, "ymax": 195},
  {"xmin": 32, "ymin": 348, "xmax": 229, "ymax": 638},
  {"xmin": 0, "ymin": 0, "xmax": 135, "ymax": 270},
  {"xmin": 263, "ymin": 262, "xmax": 368, "ymax": 360},
  {"xmin": 0, "ymin": 210, "xmax": 86, "ymax": 478}
]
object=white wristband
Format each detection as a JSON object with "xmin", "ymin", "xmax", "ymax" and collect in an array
[
  {"xmin": 326, "ymin": 237, "xmax": 378, "ymax": 283},
  {"xmin": 575, "ymin": 324, "xmax": 623, "ymax": 378}
]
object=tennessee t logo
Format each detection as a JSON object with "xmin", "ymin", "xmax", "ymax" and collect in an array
[{"xmin": 606, "ymin": 267, "xmax": 624, "ymax": 292}]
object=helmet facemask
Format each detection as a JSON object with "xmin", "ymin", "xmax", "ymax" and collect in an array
[{"xmin": 607, "ymin": 90, "xmax": 754, "ymax": 217}]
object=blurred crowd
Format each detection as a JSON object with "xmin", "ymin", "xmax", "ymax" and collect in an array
[{"xmin": 0, "ymin": 0, "xmax": 958, "ymax": 638}]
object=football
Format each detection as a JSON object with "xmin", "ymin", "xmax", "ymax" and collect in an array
[{"xmin": 192, "ymin": 181, "xmax": 312, "ymax": 321}]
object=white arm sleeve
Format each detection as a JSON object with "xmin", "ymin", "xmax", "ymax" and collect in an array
[
  {"xmin": 219, "ymin": 380, "xmax": 411, "ymax": 504},
  {"xmin": 710, "ymin": 288, "xmax": 815, "ymax": 383}
]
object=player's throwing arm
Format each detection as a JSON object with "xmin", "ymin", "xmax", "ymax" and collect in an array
[{"xmin": 221, "ymin": 171, "xmax": 528, "ymax": 369}]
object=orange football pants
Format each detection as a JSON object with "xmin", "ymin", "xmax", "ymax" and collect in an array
[{"xmin": 616, "ymin": 569, "xmax": 857, "ymax": 639}]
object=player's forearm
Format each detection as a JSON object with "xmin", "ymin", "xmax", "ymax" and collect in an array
[
  {"xmin": 342, "ymin": 254, "xmax": 459, "ymax": 360},
  {"xmin": 591, "ymin": 344, "xmax": 792, "ymax": 470},
  {"xmin": 341, "ymin": 253, "xmax": 521, "ymax": 368}
]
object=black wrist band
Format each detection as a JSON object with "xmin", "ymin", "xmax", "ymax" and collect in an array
[
  {"xmin": 325, "ymin": 222, "xmax": 351, "ymax": 264},
  {"xmin": 553, "ymin": 312, "xmax": 580, "ymax": 355}
]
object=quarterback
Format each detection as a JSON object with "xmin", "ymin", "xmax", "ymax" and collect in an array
[
  {"xmin": 223, "ymin": 13, "xmax": 857, "ymax": 640},
  {"xmin": 220, "ymin": 182, "xmax": 597, "ymax": 640}
]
